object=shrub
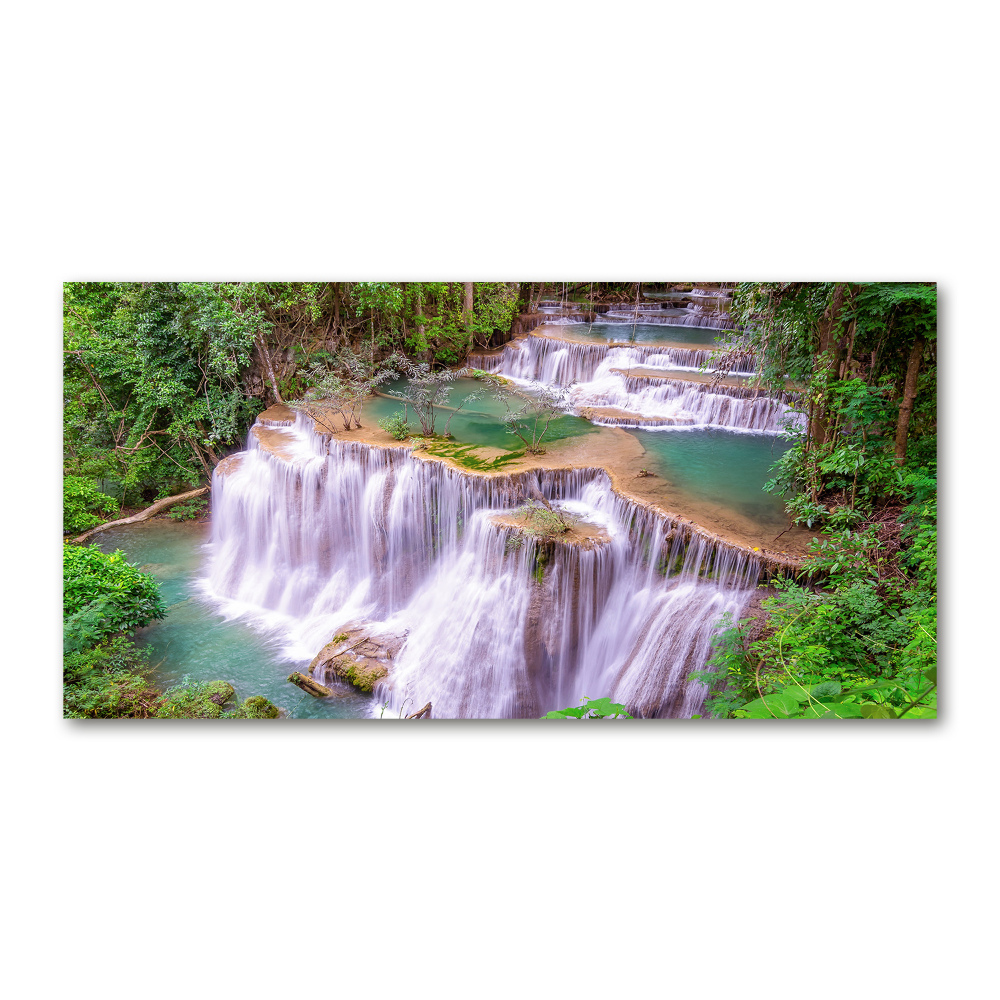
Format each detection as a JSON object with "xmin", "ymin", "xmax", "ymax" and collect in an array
[
  {"xmin": 228, "ymin": 695, "xmax": 281, "ymax": 719},
  {"xmin": 378, "ymin": 411, "xmax": 410, "ymax": 440},
  {"xmin": 156, "ymin": 680, "xmax": 234, "ymax": 718},
  {"xmin": 512, "ymin": 500, "xmax": 570, "ymax": 540},
  {"xmin": 167, "ymin": 495, "xmax": 208, "ymax": 520},
  {"xmin": 63, "ymin": 635, "xmax": 160, "ymax": 718},
  {"xmin": 544, "ymin": 696, "xmax": 632, "ymax": 719},
  {"xmin": 63, "ymin": 475, "xmax": 119, "ymax": 534},
  {"xmin": 63, "ymin": 544, "xmax": 166, "ymax": 646}
]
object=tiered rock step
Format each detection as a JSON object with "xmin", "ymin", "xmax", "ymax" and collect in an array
[
  {"xmin": 489, "ymin": 511, "xmax": 612, "ymax": 550},
  {"xmin": 610, "ymin": 368, "xmax": 801, "ymax": 397},
  {"xmin": 576, "ymin": 405, "xmax": 693, "ymax": 428}
]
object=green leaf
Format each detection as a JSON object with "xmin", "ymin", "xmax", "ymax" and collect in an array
[
  {"xmin": 810, "ymin": 681, "xmax": 842, "ymax": 699},
  {"xmin": 738, "ymin": 692, "xmax": 801, "ymax": 718},
  {"xmin": 860, "ymin": 704, "xmax": 897, "ymax": 719},
  {"xmin": 923, "ymin": 666, "xmax": 937, "ymax": 685},
  {"xmin": 544, "ymin": 706, "xmax": 587, "ymax": 719},
  {"xmin": 581, "ymin": 697, "xmax": 631, "ymax": 718},
  {"xmin": 802, "ymin": 702, "xmax": 864, "ymax": 719},
  {"xmin": 780, "ymin": 684, "xmax": 812, "ymax": 704}
]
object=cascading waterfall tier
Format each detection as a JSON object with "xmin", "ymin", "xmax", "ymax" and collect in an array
[
  {"xmin": 469, "ymin": 333, "xmax": 801, "ymax": 433},
  {"xmin": 596, "ymin": 303, "xmax": 736, "ymax": 328},
  {"xmin": 469, "ymin": 333, "xmax": 757, "ymax": 385},
  {"xmin": 204, "ymin": 413, "xmax": 762, "ymax": 719},
  {"xmin": 571, "ymin": 373, "xmax": 804, "ymax": 434},
  {"xmin": 537, "ymin": 296, "xmax": 735, "ymax": 329}
]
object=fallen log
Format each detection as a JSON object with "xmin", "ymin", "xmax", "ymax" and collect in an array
[
  {"xmin": 287, "ymin": 672, "xmax": 337, "ymax": 698},
  {"xmin": 70, "ymin": 487, "xmax": 211, "ymax": 545},
  {"xmin": 405, "ymin": 702, "xmax": 432, "ymax": 719}
]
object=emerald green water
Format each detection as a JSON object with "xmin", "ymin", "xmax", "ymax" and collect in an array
[
  {"xmin": 94, "ymin": 521, "xmax": 374, "ymax": 719},
  {"xmin": 628, "ymin": 429, "xmax": 790, "ymax": 529},
  {"xmin": 369, "ymin": 378, "xmax": 787, "ymax": 529},
  {"xmin": 372, "ymin": 377, "xmax": 599, "ymax": 451}
]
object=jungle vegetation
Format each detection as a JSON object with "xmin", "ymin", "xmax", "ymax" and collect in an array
[{"xmin": 693, "ymin": 282, "xmax": 938, "ymax": 718}]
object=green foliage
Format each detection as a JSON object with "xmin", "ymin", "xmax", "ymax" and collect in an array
[
  {"xmin": 494, "ymin": 384, "xmax": 568, "ymax": 454},
  {"xmin": 695, "ymin": 491, "xmax": 937, "ymax": 720},
  {"xmin": 63, "ymin": 544, "xmax": 166, "ymax": 646},
  {"xmin": 156, "ymin": 680, "xmax": 235, "ymax": 719},
  {"xmin": 228, "ymin": 695, "xmax": 281, "ymax": 719},
  {"xmin": 378, "ymin": 412, "xmax": 411, "ymax": 440},
  {"xmin": 167, "ymin": 495, "xmax": 208, "ymax": 520},
  {"xmin": 420, "ymin": 437, "xmax": 524, "ymax": 471},
  {"xmin": 387, "ymin": 362, "xmax": 487, "ymax": 437},
  {"xmin": 544, "ymin": 696, "xmax": 633, "ymax": 719},
  {"xmin": 511, "ymin": 500, "xmax": 571, "ymax": 540},
  {"xmin": 63, "ymin": 475, "xmax": 119, "ymax": 533},
  {"xmin": 63, "ymin": 635, "xmax": 160, "ymax": 718},
  {"xmin": 292, "ymin": 344, "xmax": 406, "ymax": 432},
  {"xmin": 64, "ymin": 281, "xmax": 265, "ymax": 503},
  {"xmin": 724, "ymin": 282, "xmax": 935, "ymax": 530},
  {"xmin": 471, "ymin": 282, "xmax": 520, "ymax": 347}
]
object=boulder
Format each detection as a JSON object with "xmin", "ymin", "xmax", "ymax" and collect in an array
[
  {"xmin": 236, "ymin": 695, "xmax": 281, "ymax": 718},
  {"xmin": 308, "ymin": 623, "xmax": 407, "ymax": 693}
]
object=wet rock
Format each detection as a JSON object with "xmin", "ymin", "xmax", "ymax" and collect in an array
[
  {"xmin": 308, "ymin": 623, "xmax": 407, "ymax": 693},
  {"xmin": 235, "ymin": 695, "xmax": 281, "ymax": 718},
  {"xmin": 157, "ymin": 680, "xmax": 235, "ymax": 718}
]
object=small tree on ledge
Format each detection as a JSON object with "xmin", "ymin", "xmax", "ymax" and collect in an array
[{"xmin": 494, "ymin": 384, "xmax": 568, "ymax": 454}]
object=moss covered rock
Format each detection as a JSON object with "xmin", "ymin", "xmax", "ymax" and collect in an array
[
  {"xmin": 327, "ymin": 654, "xmax": 387, "ymax": 693},
  {"xmin": 157, "ymin": 680, "xmax": 235, "ymax": 718},
  {"xmin": 308, "ymin": 622, "xmax": 404, "ymax": 693},
  {"xmin": 232, "ymin": 695, "xmax": 281, "ymax": 719}
]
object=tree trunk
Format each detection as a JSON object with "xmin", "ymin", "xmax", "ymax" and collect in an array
[
  {"xmin": 810, "ymin": 282, "xmax": 849, "ymax": 447},
  {"xmin": 463, "ymin": 281, "xmax": 474, "ymax": 341},
  {"xmin": 894, "ymin": 336, "xmax": 925, "ymax": 464},
  {"xmin": 287, "ymin": 671, "xmax": 336, "ymax": 698},
  {"xmin": 257, "ymin": 334, "xmax": 283, "ymax": 404},
  {"xmin": 415, "ymin": 284, "xmax": 425, "ymax": 348},
  {"xmin": 70, "ymin": 487, "xmax": 210, "ymax": 544}
]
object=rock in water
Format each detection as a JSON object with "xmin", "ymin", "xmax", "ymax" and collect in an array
[{"xmin": 308, "ymin": 623, "xmax": 406, "ymax": 693}]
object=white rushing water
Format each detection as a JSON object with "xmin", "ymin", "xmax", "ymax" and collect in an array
[
  {"xmin": 569, "ymin": 373, "xmax": 804, "ymax": 434},
  {"xmin": 470, "ymin": 334, "xmax": 801, "ymax": 433},
  {"xmin": 471, "ymin": 335, "xmax": 756, "ymax": 383},
  {"xmin": 204, "ymin": 413, "xmax": 761, "ymax": 718}
]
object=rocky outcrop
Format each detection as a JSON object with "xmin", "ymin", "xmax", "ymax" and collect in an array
[
  {"xmin": 234, "ymin": 695, "xmax": 282, "ymax": 718},
  {"xmin": 308, "ymin": 623, "xmax": 407, "ymax": 693},
  {"xmin": 489, "ymin": 510, "xmax": 612, "ymax": 551}
]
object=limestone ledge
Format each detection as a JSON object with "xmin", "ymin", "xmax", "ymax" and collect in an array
[
  {"xmin": 576, "ymin": 405, "xmax": 693, "ymax": 427},
  {"xmin": 246, "ymin": 405, "xmax": 813, "ymax": 574}
]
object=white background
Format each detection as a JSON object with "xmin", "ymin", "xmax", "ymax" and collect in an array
[{"xmin": 2, "ymin": 2, "xmax": 993, "ymax": 998}]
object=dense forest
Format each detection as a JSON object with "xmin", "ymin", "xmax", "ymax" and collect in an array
[{"xmin": 62, "ymin": 281, "xmax": 937, "ymax": 719}]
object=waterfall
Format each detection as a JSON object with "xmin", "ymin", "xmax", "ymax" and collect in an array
[
  {"xmin": 469, "ymin": 334, "xmax": 758, "ymax": 384},
  {"xmin": 597, "ymin": 306, "xmax": 736, "ymax": 329},
  {"xmin": 570, "ymin": 373, "xmax": 804, "ymax": 434},
  {"xmin": 204, "ymin": 413, "xmax": 761, "ymax": 718},
  {"xmin": 468, "ymin": 333, "xmax": 800, "ymax": 433}
]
